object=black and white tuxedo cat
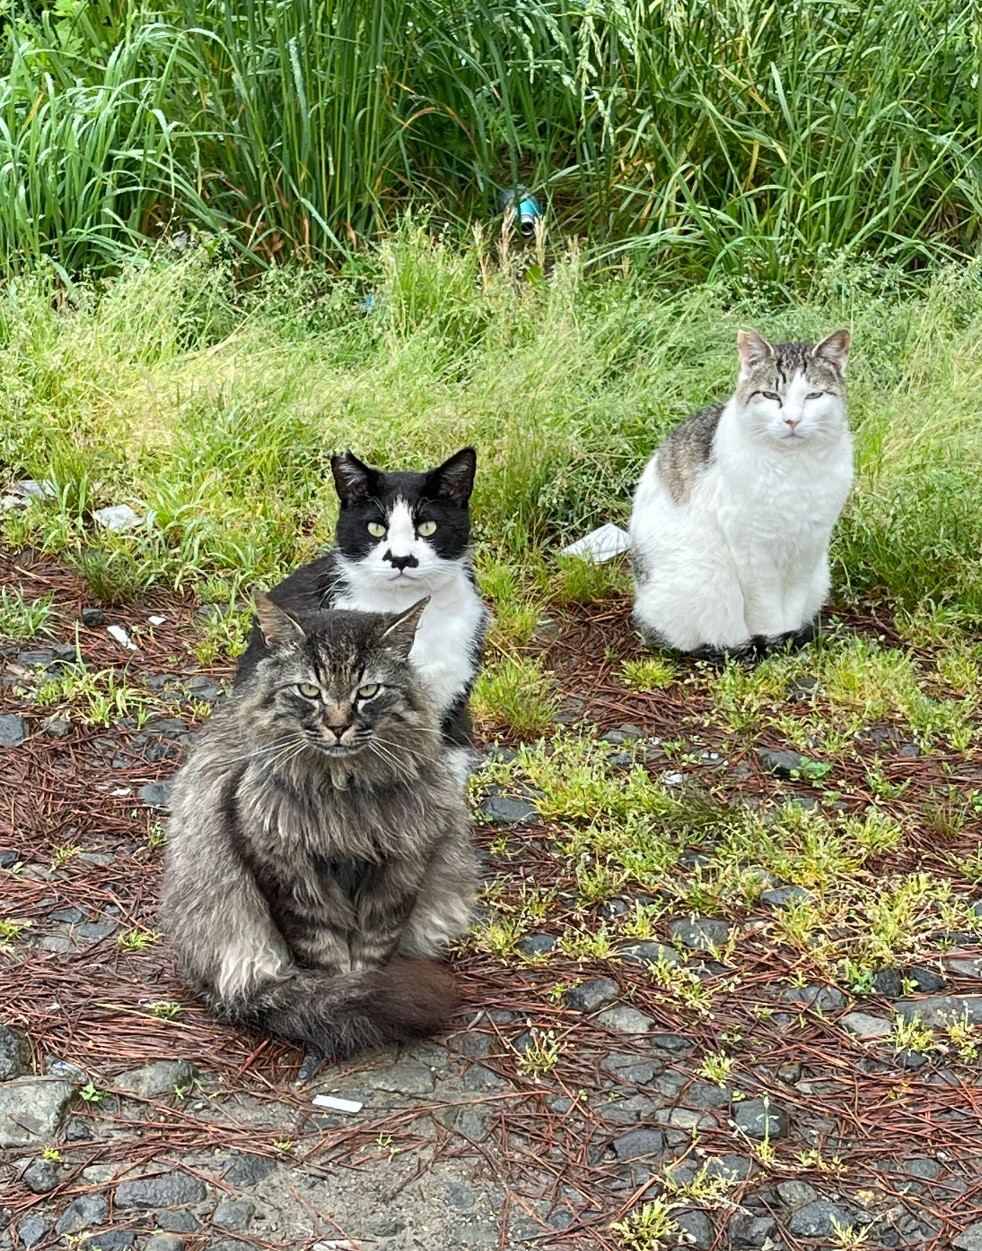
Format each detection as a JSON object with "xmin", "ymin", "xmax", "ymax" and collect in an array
[{"xmin": 236, "ymin": 448, "xmax": 489, "ymax": 772}]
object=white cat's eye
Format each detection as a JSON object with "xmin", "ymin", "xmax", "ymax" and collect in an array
[
  {"xmin": 806, "ymin": 391, "xmax": 825, "ymax": 400},
  {"xmin": 762, "ymin": 391, "xmax": 781, "ymax": 401},
  {"xmin": 417, "ymin": 520, "xmax": 437, "ymax": 537},
  {"xmin": 296, "ymin": 682, "xmax": 321, "ymax": 699},
  {"xmin": 357, "ymin": 683, "xmax": 381, "ymax": 700},
  {"xmin": 367, "ymin": 521, "xmax": 386, "ymax": 538}
]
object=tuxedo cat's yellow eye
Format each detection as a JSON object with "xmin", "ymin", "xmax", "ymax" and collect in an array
[
  {"xmin": 417, "ymin": 520, "xmax": 437, "ymax": 537},
  {"xmin": 367, "ymin": 521, "xmax": 386, "ymax": 538},
  {"xmin": 357, "ymin": 683, "xmax": 381, "ymax": 700},
  {"xmin": 296, "ymin": 682, "xmax": 321, "ymax": 699}
]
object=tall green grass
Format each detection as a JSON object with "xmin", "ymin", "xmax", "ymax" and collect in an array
[
  {"xmin": 0, "ymin": 0, "xmax": 979, "ymax": 278},
  {"xmin": 0, "ymin": 234, "xmax": 979, "ymax": 620}
]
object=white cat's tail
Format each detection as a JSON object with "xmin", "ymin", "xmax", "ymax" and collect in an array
[{"xmin": 220, "ymin": 959, "xmax": 458, "ymax": 1057}]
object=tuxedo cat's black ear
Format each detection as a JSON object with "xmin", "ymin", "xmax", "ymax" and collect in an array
[
  {"xmin": 254, "ymin": 592, "xmax": 306, "ymax": 649},
  {"xmin": 380, "ymin": 596, "xmax": 430, "ymax": 660},
  {"xmin": 737, "ymin": 329, "xmax": 774, "ymax": 373},
  {"xmin": 428, "ymin": 447, "xmax": 476, "ymax": 505},
  {"xmin": 812, "ymin": 328, "xmax": 850, "ymax": 375},
  {"xmin": 331, "ymin": 451, "xmax": 377, "ymax": 503}
]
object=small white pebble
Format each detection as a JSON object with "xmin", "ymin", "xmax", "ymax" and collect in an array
[
  {"xmin": 107, "ymin": 624, "xmax": 137, "ymax": 651},
  {"xmin": 312, "ymin": 1094, "xmax": 364, "ymax": 1114}
]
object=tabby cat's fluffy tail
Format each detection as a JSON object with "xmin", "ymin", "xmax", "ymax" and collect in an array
[{"xmin": 226, "ymin": 959, "xmax": 458, "ymax": 1058}]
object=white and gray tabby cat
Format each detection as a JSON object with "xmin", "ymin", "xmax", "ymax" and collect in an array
[
  {"xmin": 162, "ymin": 595, "xmax": 477, "ymax": 1058},
  {"xmin": 629, "ymin": 329, "xmax": 853, "ymax": 656},
  {"xmin": 236, "ymin": 448, "xmax": 489, "ymax": 781}
]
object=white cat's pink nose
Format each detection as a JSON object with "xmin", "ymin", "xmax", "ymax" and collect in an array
[{"xmin": 784, "ymin": 415, "xmax": 801, "ymax": 430}]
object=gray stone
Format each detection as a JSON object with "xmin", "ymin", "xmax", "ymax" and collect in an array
[
  {"xmin": 145, "ymin": 1237, "xmax": 187, "ymax": 1251},
  {"xmin": 675, "ymin": 1209, "xmax": 713, "ymax": 1249},
  {"xmin": 788, "ymin": 1201, "xmax": 857, "ymax": 1238},
  {"xmin": 685, "ymin": 1080, "xmax": 731, "ymax": 1109},
  {"xmin": 154, "ymin": 1211, "xmax": 201, "ymax": 1233},
  {"xmin": 954, "ymin": 1223, "xmax": 982, "ymax": 1250},
  {"xmin": 896, "ymin": 995, "xmax": 982, "ymax": 1028},
  {"xmin": 187, "ymin": 676, "xmax": 222, "ymax": 701},
  {"xmin": 49, "ymin": 906, "xmax": 84, "ymax": 924},
  {"xmin": 81, "ymin": 608, "xmax": 106, "ymax": 626},
  {"xmin": 42, "ymin": 717, "xmax": 72, "ymax": 738},
  {"xmin": 729, "ymin": 1212, "xmax": 777, "ymax": 1246},
  {"xmin": 0, "ymin": 1024, "xmax": 31, "ymax": 1081},
  {"xmin": 905, "ymin": 1157, "xmax": 941, "ymax": 1179},
  {"xmin": 54, "ymin": 1193, "xmax": 109, "ymax": 1235},
  {"xmin": 0, "ymin": 715, "xmax": 26, "ymax": 747},
  {"xmin": 81, "ymin": 1232, "xmax": 135, "ymax": 1250},
  {"xmin": 898, "ymin": 742, "xmax": 921, "ymax": 758},
  {"xmin": 609, "ymin": 1128, "xmax": 664, "ymax": 1160},
  {"xmin": 143, "ymin": 717, "xmax": 187, "ymax": 736},
  {"xmin": 669, "ymin": 917, "xmax": 731, "ymax": 950},
  {"xmin": 0, "ymin": 849, "xmax": 17, "ymax": 868},
  {"xmin": 595, "ymin": 1006, "xmax": 655, "ymax": 1034},
  {"xmin": 479, "ymin": 795, "xmax": 540, "ymax": 827},
  {"xmin": 704, "ymin": 1154, "xmax": 750, "ymax": 1182},
  {"xmin": 601, "ymin": 1052, "xmax": 663, "ymax": 1085},
  {"xmin": 601, "ymin": 724, "xmax": 644, "ymax": 744},
  {"xmin": 0, "ymin": 1078, "xmax": 76, "ymax": 1147},
  {"xmin": 516, "ymin": 933, "xmax": 556, "ymax": 957},
  {"xmin": 221, "ymin": 1154, "xmax": 277, "ymax": 1187},
  {"xmin": 17, "ymin": 1215, "xmax": 49, "ymax": 1248},
  {"xmin": 873, "ymin": 968, "xmax": 904, "ymax": 998},
  {"xmin": 212, "ymin": 1199, "xmax": 255, "ymax": 1230},
  {"xmin": 77, "ymin": 920, "xmax": 117, "ymax": 940},
  {"xmin": 841, "ymin": 1012, "xmax": 892, "ymax": 1041},
  {"xmin": 138, "ymin": 782, "xmax": 172, "ymax": 807},
  {"xmin": 731, "ymin": 1097, "xmax": 788, "ymax": 1139},
  {"xmin": 649, "ymin": 1032, "xmax": 693, "ymax": 1055},
  {"xmin": 115, "ymin": 1172, "xmax": 207, "ymax": 1209},
  {"xmin": 760, "ymin": 884, "xmax": 816, "ymax": 907},
  {"xmin": 22, "ymin": 1157, "xmax": 60, "ymax": 1193},
  {"xmin": 620, "ymin": 941, "xmax": 680, "ymax": 968},
  {"xmin": 113, "ymin": 1059, "xmax": 198, "ymax": 1099},
  {"xmin": 757, "ymin": 747, "xmax": 818, "ymax": 777},
  {"xmin": 776, "ymin": 1180, "xmax": 819, "ymax": 1209},
  {"xmin": 565, "ymin": 978, "xmax": 619, "ymax": 1013},
  {"xmin": 783, "ymin": 983, "xmax": 848, "ymax": 1013}
]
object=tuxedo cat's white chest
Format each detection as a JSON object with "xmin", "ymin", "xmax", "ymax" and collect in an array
[{"xmin": 333, "ymin": 562, "xmax": 486, "ymax": 716}]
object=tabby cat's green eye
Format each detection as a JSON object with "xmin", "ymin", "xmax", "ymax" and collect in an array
[
  {"xmin": 296, "ymin": 682, "xmax": 320, "ymax": 699},
  {"xmin": 357, "ymin": 683, "xmax": 381, "ymax": 700},
  {"xmin": 417, "ymin": 520, "xmax": 437, "ymax": 537},
  {"xmin": 367, "ymin": 521, "xmax": 386, "ymax": 538}
]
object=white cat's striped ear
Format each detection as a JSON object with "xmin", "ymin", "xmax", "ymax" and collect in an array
[
  {"xmin": 254, "ymin": 592, "xmax": 306, "ymax": 649},
  {"xmin": 813, "ymin": 329, "xmax": 851, "ymax": 375},
  {"xmin": 737, "ymin": 329, "xmax": 774, "ymax": 372}
]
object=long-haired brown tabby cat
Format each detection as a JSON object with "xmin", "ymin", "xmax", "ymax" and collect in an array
[{"xmin": 161, "ymin": 594, "xmax": 477, "ymax": 1057}]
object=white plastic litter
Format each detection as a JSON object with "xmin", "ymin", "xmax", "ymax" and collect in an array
[
  {"xmin": 147, "ymin": 615, "xmax": 166, "ymax": 626},
  {"xmin": 312, "ymin": 1094, "xmax": 364, "ymax": 1114},
  {"xmin": 560, "ymin": 522, "xmax": 630, "ymax": 563},
  {"xmin": 107, "ymin": 624, "xmax": 137, "ymax": 651},
  {"xmin": 93, "ymin": 504, "xmax": 144, "ymax": 533},
  {"xmin": 13, "ymin": 479, "xmax": 57, "ymax": 500},
  {"xmin": 313, "ymin": 1242, "xmax": 356, "ymax": 1250}
]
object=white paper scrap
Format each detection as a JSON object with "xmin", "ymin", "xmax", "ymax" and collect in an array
[
  {"xmin": 93, "ymin": 504, "xmax": 144, "ymax": 533},
  {"xmin": 147, "ymin": 615, "xmax": 166, "ymax": 626},
  {"xmin": 560, "ymin": 523, "xmax": 630, "ymax": 563},
  {"xmin": 107, "ymin": 624, "xmax": 137, "ymax": 651},
  {"xmin": 312, "ymin": 1094, "xmax": 364, "ymax": 1114}
]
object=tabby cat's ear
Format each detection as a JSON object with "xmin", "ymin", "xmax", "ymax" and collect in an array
[
  {"xmin": 254, "ymin": 592, "xmax": 306, "ymax": 649},
  {"xmin": 331, "ymin": 451, "xmax": 377, "ymax": 503},
  {"xmin": 380, "ymin": 596, "xmax": 430, "ymax": 660},
  {"xmin": 737, "ymin": 329, "xmax": 774, "ymax": 373},
  {"xmin": 427, "ymin": 447, "xmax": 476, "ymax": 505},
  {"xmin": 812, "ymin": 328, "xmax": 851, "ymax": 375}
]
